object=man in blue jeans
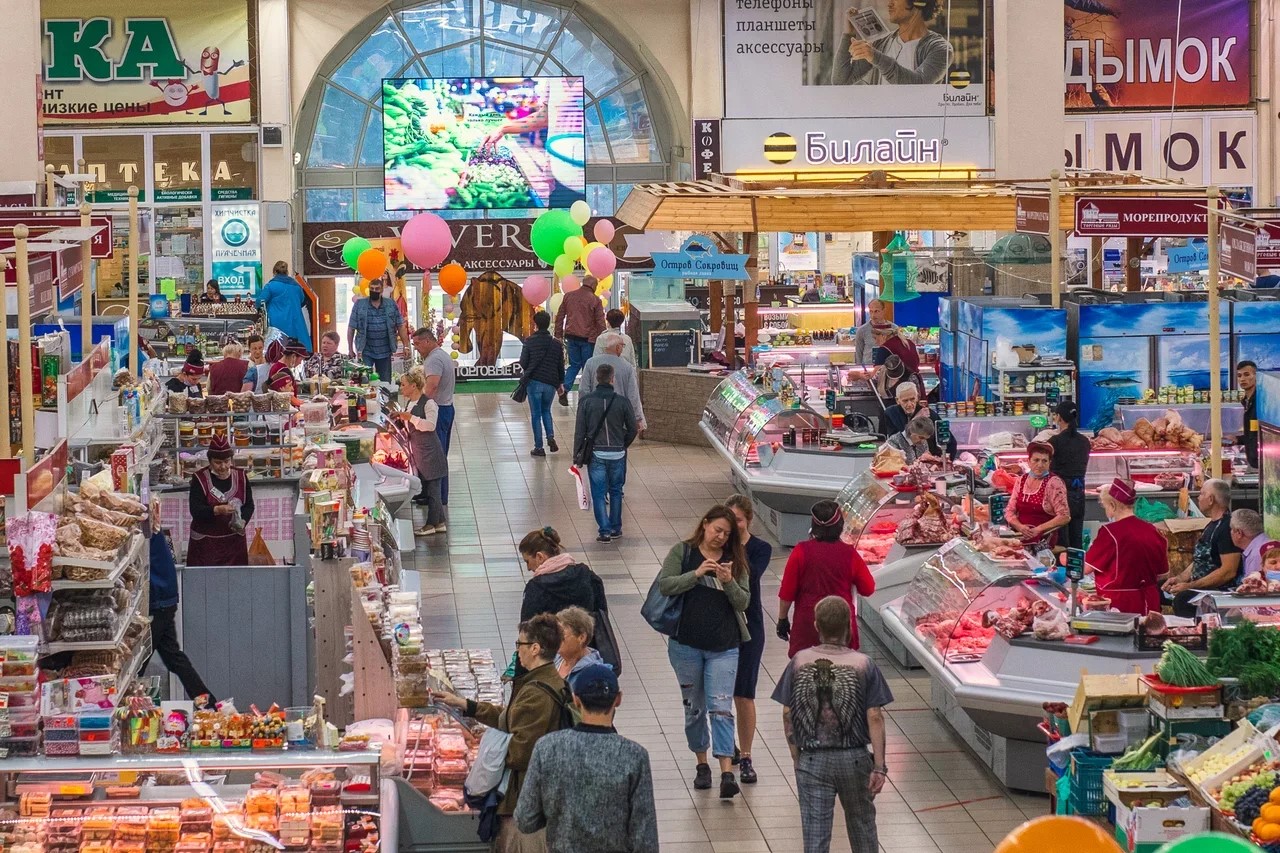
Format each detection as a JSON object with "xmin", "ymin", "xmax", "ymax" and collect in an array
[
  {"xmin": 573, "ymin": 363, "xmax": 638, "ymax": 542},
  {"xmin": 347, "ymin": 276, "xmax": 407, "ymax": 383}
]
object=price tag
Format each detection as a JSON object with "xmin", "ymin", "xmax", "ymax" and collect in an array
[
  {"xmin": 937, "ymin": 419, "xmax": 952, "ymax": 443},
  {"xmin": 989, "ymin": 493, "xmax": 1008, "ymax": 525},
  {"xmin": 1065, "ymin": 547, "xmax": 1086, "ymax": 582}
]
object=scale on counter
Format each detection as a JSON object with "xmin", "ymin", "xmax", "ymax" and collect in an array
[
  {"xmin": 828, "ymin": 428, "xmax": 880, "ymax": 445},
  {"xmin": 1070, "ymin": 611, "xmax": 1137, "ymax": 636}
]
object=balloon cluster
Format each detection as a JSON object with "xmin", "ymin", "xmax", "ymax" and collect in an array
[
  {"xmin": 994, "ymin": 818, "xmax": 1256, "ymax": 853},
  {"xmin": 339, "ymin": 212, "xmax": 472, "ymax": 299},
  {"xmin": 527, "ymin": 200, "xmax": 618, "ymax": 306}
]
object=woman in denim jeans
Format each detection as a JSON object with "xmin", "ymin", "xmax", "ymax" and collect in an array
[
  {"xmin": 518, "ymin": 311, "xmax": 566, "ymax": 457},
  {"xmin": 657, "ymin": 505, "xmax": 752, "ymax": 800}
]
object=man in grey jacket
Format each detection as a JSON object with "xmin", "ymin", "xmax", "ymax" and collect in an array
[
  {"xmin": 573, "ymin": 364, "xmax": 638, "ymax": 542},
  {"xmin": 836, "ymin": 0, "xmax": 952, "ymax": 86},
  {"xmin": 581, "ymin": 332, "xmax": 646, "ymax": 433},
  {"xmin": 515, "ymin": 665, "xmax": 658, "ymax": 853}
]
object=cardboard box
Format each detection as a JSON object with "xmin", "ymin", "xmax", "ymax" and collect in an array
[
  {"xmin": 1124, "ymin": 804, "xmax": 1209, "ymax": 847},
  {"xmin": 1148, "ymin": 695, "xmax": 1225, "ymax": 721},
  {"xmin": 1069, "ymin": 672, "xmax": 1148, "ymax": 735},
  {"xmin": 1156, "ymin": 518, "xmax": 1210, "ymax": 576},
  {"xmin": 1103, "ymin": 770, "xmax": 1189, "ymax": 810}
]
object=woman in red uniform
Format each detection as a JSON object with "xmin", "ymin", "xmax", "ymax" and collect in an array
[
  {"xmin": 1004, "ymin": 441, "xmax": 1071, "ymax": 549},
  {"xmin": 186, "ymin": 435, "xmax": 254, "ymax": 566},
  {"xmin": 776, "ymin": 500, "xmax": 876, "ymax": 656},
  {"xmin": 1085, "ymin": 478, "xmax": 1167, "ymax": 615},
  {"xmin": 266, "ymin": 339, "xmax": 307, "ymax": 397}
]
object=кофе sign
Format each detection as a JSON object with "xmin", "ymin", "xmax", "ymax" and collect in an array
[{"xmin": 301, "ymin": 218, "xmax": 647, "ymax": 277}]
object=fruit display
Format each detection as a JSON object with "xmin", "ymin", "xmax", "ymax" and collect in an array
[{"xmin": 1213, "ymin": 763, "xmax": 1279, "ymax": 812}]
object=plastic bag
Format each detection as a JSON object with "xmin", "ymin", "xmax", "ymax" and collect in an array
[
  {"xmin": 1247, "ymin": 704, "xmax": 1280, "ymax": 732},
  {"xmin": 1046, "ymin": 733, "xmax": 1090, "ymax": 772},
  {"xmin": 1135, "ymin": 497, "xmax": 1176, "ymax": 523},
  {"xmin": 248, "ymin": 528, "xmax": 276, "ymax": 566},
  {"xmin": 1033, "ymin": 608, "xmax": 1071, "ymax": 641}
]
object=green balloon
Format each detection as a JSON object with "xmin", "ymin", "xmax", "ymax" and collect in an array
[
  {"xmin": 342, "ymin": 237, "xmax": 372, "ymax": 271},
  {"xmin": 553, "ymin": 254, "xmax": 575, "ymax": 278},
  {"xmin": 531, "ymin": 210, "xmax": 583, "ymax": 266},
  {"xmin": 1156, "ymin": 834, "xmax": 1262, "ymax": 853}
]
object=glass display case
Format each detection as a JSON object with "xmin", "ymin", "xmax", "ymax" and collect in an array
[
  {"xmin": 1197, "ymin": 592, "xmax": 1280, "ymax": 627},
  {"xmin": 992, "ymin": 447, "xmax": 1198, "ymax": 490},
  {"xmin": 728, "ymin": 397, "xmax": 825, "ymax": 464},
  {"xmin": 702, "ymin": 370, "xmax": 775, "ymax": 444},
  {"xmin": 898, "ymin": 539, "xmax": 1065, "ymax": 664},
  {"xmin": 838, "ymin": 470, "xmax": 905, "ymax": 567}
]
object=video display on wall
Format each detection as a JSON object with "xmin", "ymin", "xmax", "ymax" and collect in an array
[{"xmin": 382, "ymin": 77, "xmax": 586, "ymax": 211}]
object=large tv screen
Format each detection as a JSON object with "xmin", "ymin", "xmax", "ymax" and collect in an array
[{"xmin": 383, "ymin": 77, "xmax": 585, "ymax": 212}]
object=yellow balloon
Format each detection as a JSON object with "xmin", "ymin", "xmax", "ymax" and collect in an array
[
  {"xmin": 582, "ymin": 241, "xmax": 604, "ymax": 257},
  {"xmin": 563, "ymin": 236, "xmax": 587, "ymax": 261},
  {"xmin": 596, "ymin": 274, "xmax": 614, "ymax": 292},
  {"xmin": 548, "ymin": 292, "xmax": 565, "ymax": 316},
  {"xmin": 449, "ymin": 351, "xmax": 459, "ymax": 360}
]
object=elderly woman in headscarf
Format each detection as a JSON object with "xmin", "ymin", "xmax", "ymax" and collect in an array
[
  {"xmin": 1003, "ymin": 441, "xmax": 1071, "ymax": 548},
  {"xmin": 1085, "ymin": 479, "xmax": 1167, "ymax": 615}
]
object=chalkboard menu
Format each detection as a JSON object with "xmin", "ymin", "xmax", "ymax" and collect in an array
[{"xmin": 648, "ymin": 330, "xmax": 699, "ymax": 368}]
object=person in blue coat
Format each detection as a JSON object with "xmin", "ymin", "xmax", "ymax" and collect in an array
[{"xmin": 259, "ymin": 261, "xmax": 312, "ymax": 351}]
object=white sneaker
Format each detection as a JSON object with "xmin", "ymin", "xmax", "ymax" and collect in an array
[
  {"xmin": 414, "ymin": 525, "xmax": 437, "ymax": 536},
  {"xmin": 431, "ymin": 524, "xmax": 447, "ymax": 534}
]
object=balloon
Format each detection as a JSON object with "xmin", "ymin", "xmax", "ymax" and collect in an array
[
  {"xmin": 569, "ymin": 200, "xmax": 591, "ymax": 226},
  {"xmin": 342, "ymin": 237, "xmax": 371, "ymax": 271},
  {"xmin": 582, "ymin": 241, "xmax": 604, "ymax": 256},
  {"xmin": 1154, "ymin": 834, "xmax": 1264, "ymax": 853},
  {"xmin": 356, "ymin": 249, "xmax": 388, "ymax": 281},
  {"xmin": 561, "ymin": 274, "xmax": 581, "ymax": 293},
  {"xmin": 563, "ymin": 236, "xmax": 586, "ymax": 261},
  {"xmin": 450, "ymin": 351, "xmax": 459, "ymax": 360},
  {"xmin": 439, "ymin": 263, "xmax": 468, "ymax": 296},
  {"xmin": 354, "ymin": 278, "xmax": 370, "ymax": 297},
  {"xmin": 531, "ymin": 210, "xmax": 582, "ymax": 264},
  {"xmin": 401, "ymin": 212, "xmax": 452, "ymax": 269},
  {"xmin": 586, "ymin": 246, "xmax": 617, "ymax": 279},
  {"xmin": 995, "ymin": 817, "xmax": 1121, "ymax": 853},
  {"xmin": 523, "ymin": 275, "xmax": 551, "ymax": 305},
  {"xmin": 548, "ymin": 292, "xmax": 564, "ymax": 316},
  {"xmin": 593, "ymin": 219, "xmax": 616, "ymax": 244},
  {"xmin": 553, "ymin": 254, "xmax": 575, "ymax": 278}
]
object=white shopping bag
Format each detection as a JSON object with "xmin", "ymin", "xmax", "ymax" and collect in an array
[{"xmin": 569, "ymin": 466, "xmax": 589, "ymax": 510}]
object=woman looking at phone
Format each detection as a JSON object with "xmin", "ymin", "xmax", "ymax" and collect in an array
[{"xmin": 656, "ymin": 505, "xmax": 752, "ymax": 801}]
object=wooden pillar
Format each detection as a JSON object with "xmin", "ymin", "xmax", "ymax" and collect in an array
[
  {"xmin": 873, "ymin": 231, "xmax": 893, "ymax": 322},
  {"xmin": 742, "ymin": 232, "xmax": 760, "ymax": 361},
  {"xmin": 127, "ymin": 187, "xmax": 140, "ymax": 377},
  {"xmin": 723, "ymin": 289, "xmax": 737, "ymax": 368},
  {"xmin": 14, "ymin": 226, "xmax": 33, "ymax": 465},
  {"xmin": 709, "ymin": 279, "xmax": 724, "ymax": 335},
  {"xmin": 80, "ymin": 203, "xmax": 92, "ymax": 361},
  {"xmin": 1090, "ymin": 237, "xmax": 1104, "ymax": 290},
  {"xmin": 1206, "ymin": 186, "xmax": 1223, "ymax": 479},
  {"xmin": 1050, "ymin": 170, "xmax": 1062, "ymax": 308},
  {"xmin": 1125, "ymin": 238, "xmax": 1142, "ymax": 292}
]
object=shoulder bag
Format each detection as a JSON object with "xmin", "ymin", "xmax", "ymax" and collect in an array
[
  {"xmin": 641, "ymin": 544, "xmax": 687, "ymax": 637},
  {"xmin": 511, "ymin": 338, "xmax": 541, "ymax": 404},
  {"xmin": 573, "ymin": 395, "xmax": 615, "ymax": 466}
]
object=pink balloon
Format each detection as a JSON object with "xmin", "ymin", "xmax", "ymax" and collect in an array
[
  {"xmin": 586, "ymin": 246, "xmax": 617, "ymax": 279},
  {"xmin": 561, "ymin": 275, "xmax": 581, "ymax": 293},
  {"xmin": 523, "ymin": 275, "xmax": 551, "ymax": 305},
  {"xmin": 593, "ymin": 219, "xmax": 616, "ymax": 244},
  {"xmin": 401, "ymin": 213, "xmax": 452, "ymax": 269}
]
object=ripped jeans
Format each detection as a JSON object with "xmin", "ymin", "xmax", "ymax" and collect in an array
[{"xmin": 667, "ymin": 639, "xmax": 739, "ymax": 758}]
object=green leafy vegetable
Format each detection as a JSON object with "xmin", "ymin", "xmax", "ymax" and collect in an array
[
  {"xmin": 1155, "ymin": 640, "xmax": 1219, "ymax": 687},
  {"xmin": 1112, "ymin": 733, "xmax": 1162, "ymax": 771},
  {"xmin": 1208, "ymin": 622, "xmax": 1280, "ymax": 699}
]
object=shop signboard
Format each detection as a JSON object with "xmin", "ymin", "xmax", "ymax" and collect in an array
[
  {"xmin": 210, "ymin": 202, "xmax": 260, "ymax": 295},
  {"xmin": 1165, "ymin": 242, "xmax": 1209, "ymax": 273},
  {"xmin": 1241, "ymin": 210, "xmax": 1280, "ymax": 270},
  {"xmin": 40, "ymin": 0, "xmax": 253, "ymax": 125},
  {"xmin": 0, "ymin": 214, "xmax": 113, "ymax": 258},
  {"xmin": 212, "ymin": 187, "xmax": 254, "ymax": 201},
  {"xmin": 693, "ymin": 119, "xmax": 722, "ymax": 180},
  {"xmin": 722, "ymin": 0, "xmax": 986, "ymax": 119},
  {"xmin": 300, "ymin": 218, "xmax": 646, "ymax": 276},
  {"xmin": 652, "ymin": 236, "xmax": 750, "ymax": 280},
  {"xmin": 1064, "ymin": 0, "xmax": 1250, "ymax": 111},
  {"xmin": 154, "ymin": 188, "xmax": 201, "ymax": 204},
  {"xmin": 5, "ymin": 254, "xmax": 59, "ymax": 316},
  {"xmin": 54, "ymin": 245, "xmax": 85, "ymax": 301},
  {"xmin": 1074, "ymin": 196, "xmax": 1208, "ymax": 238},
  {"xmin": 1064, "ymin": 112, "xmax": 1255, "ymax": 190},
  {"xmin": 1220, "ymin": 222, "xmax": 1256, "ymax": 280},
  {"xmin": 719, "ymin": 115, "xmax": 992, "ymax": 173},
  {"xmin": 1014, "ymin": 196, "xmax": 1052, "ymax": 235}
]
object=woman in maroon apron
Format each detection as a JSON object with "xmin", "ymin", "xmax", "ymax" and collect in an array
[
  {"xmin": 187, "ymin": 435, "xmax": 254, "ymax": 566},
  {"xmin": 1004, "ymin": 441, "xmax": 1071, "ymax": 549},
  {"xmin": 1085, "ymin": 478, "xmax": 1166, "ymax": 615},
  {"xmin": 266, "ymin": 339, "xmax": 308, "ymax": 398}
]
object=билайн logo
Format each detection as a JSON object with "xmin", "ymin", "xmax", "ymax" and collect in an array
[{"xmin": 764, "ymin": 132, "xmax": 797, "ymax": 164}]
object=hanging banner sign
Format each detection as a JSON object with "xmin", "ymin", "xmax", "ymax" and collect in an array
[
  {"xmin": 1064, "ymin": 112, "xmax": 1255, "ymax": 189},
  {"xmin": 210, "ymin": 202, "xmax": 260, "ymax": 295},
  {"xmin": 0, "ymin": 213, "xmax": 113, "ymax": 258},
  {"xmin": 1064, "ymin": 0, "xmax": 1250, "ymax": 111},
  {"xmin": 1014, "ymin": 196, "xmax": 1052, "ymax": 235},
  {"xmin": 693, "ymin": 118, "xmax": 722, "ymax": 180},
  {"xmin": 1165, "ymin": 242, "xmax": 1209, "ymax": 273},
  {"xmin": 54, "ymin": 245, "xmax": 85, "ymax": 300},
  {"xmin": 1074, "ymin": 196, "xmax": 1208, "ymax": 238},
  {"xmin": 651, "ymin": 236, "xmax": 750, "ymax": 281},
  {"xmin": 1220, "ymin": 222, "xmax": 1256, "ymax": 280},
  {"xmin": 40, "ymin": 0, "xmax": 253, "ymax": 125}
]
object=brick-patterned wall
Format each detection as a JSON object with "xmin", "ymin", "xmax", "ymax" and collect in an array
[{"xmin": 638, "ymin": 369, "xmax": 725, "ymax": 447}]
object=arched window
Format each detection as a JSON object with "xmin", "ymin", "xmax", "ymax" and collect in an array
[{"xmin": 294, "ymin": 0, "xmax": 680, "ymax": 223}]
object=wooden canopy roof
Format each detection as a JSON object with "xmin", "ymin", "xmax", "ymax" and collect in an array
[{"xmin": 614, "ymin": 173, "xmax": 1208, "ymax": 234}]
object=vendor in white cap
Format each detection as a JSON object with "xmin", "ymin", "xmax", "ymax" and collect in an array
[{"xmin": 1084, "ymin": 478, "xmax": 1167, "ymax": 615}]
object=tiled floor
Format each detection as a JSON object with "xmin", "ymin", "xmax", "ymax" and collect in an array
[{"xmin": 407, "ymin": 392, "xmax": 1048, "ymax": 853}]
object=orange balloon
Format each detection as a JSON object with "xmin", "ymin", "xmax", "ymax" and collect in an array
[
  {"xmin": 439, "ymin": 263, "xmax": 468, "ymax": 296},
  {"xmin": 356, "ymin": 248, "xmax": 388, "ymax": 281},
  {"xmin": 995, "ymin": 817, "xmax": 1122, "ymax": 853}
]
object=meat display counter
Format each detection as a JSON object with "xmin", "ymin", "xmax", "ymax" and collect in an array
[
  {"xmin": 701, "ymin": 369, "xmax": 878, "ymax": 547},
  {"xmin": 879, "ymin": 539, "xmax": 1163, "ymax": 792},
  {"xmin": 836, "ymin": 470, "xmax": 957, "ymax": 667}
]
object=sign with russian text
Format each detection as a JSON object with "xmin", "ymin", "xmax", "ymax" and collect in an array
[
  {"xmin": 40, "ymin": 0, "xmax": 253, "ymax": 125},
  {"xmin": 1165, "ymin": 242, "xmax": 1209, "ymax": 273},
  {"xmin": 652, "ymin": 236, "xmax": 750, "ymax": 281},
  {"xmin": 1220, "ymin": 222, "xmax": 1256, "ymax": 280},
  {"xmin": 1064, "ymin": 112, "xmax": 1255, "ymax": 189},
  {"xmin": 210, "ymin": 203, "xmax": 260, "ymax": 295},
  {"xmin": 723, "ymin": 0, "xmax": 986, "ymax": 120},
  {"xmin": 1015, "ymin": 196, "xmax": 1051, "ymax": 235},
  {"xmin": 1065, "ymin": 0, "xmax": 1249, "ymax": 110},
  {"xmin": 1074, "ymin": 196, "xmax": 1208, "ymax": 238},
  {"xmin": 1256, "ymin": 223, "xmax": 1280, "ymax": 270},
  {"xmin": 693, "ymin": 119, "xmax": 722, "ymax": 180},
  {"xmin": 0, "ymin": 213, "xmax": 113, "ymax": 259}
]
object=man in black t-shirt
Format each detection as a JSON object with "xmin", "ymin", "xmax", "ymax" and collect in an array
[
  {"xmin": 1238, "ymin": 360, "xmax": 1259, "ymax": 469},
  {"xmin": 1164, "ymin": 479, "xmax": 1243, "ymax": 617}
]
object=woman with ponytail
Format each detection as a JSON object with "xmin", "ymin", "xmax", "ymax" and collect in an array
[
  {"xmin": 777, "ymin": 500, "xmax": 876, "ymax": 657},
  {"xmin": 518, "ymin": 527, "xmax": 606, "ymax": 621}
]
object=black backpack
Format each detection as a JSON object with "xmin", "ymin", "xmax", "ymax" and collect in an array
[{"xmin": 532, "ymin": 680, "xmax": 576, "ymax": 730}]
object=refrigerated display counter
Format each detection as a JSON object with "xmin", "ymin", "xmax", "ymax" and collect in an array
[{"xmin": 879, "ymin": 539, "xmax": 1162, "ymax": 792}]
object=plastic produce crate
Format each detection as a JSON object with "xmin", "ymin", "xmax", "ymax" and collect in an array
[{"xmin": 1068, "ymin": 749, "xmax": 1115, "ymax": 816}]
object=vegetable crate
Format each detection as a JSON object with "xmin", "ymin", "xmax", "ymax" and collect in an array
[
  {"xmin": 1140, "ymin": 676, "xmax": 1225, "ymax": 721},
  {"xmin": 1150, "ymin": 716, "xmax": 1233, "ymax": 758},
  {"xmin": 1136, "ymin": 622, "xmax": 1208, "ymax": 652},
  {"xmin": 1067, "ymin": 749, "xmax": 1115, "ymax": 817}
]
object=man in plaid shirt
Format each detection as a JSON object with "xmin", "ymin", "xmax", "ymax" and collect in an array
[{"xmin": 347, "ymin": 277, "xmax": 407, "ymax": 382}]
